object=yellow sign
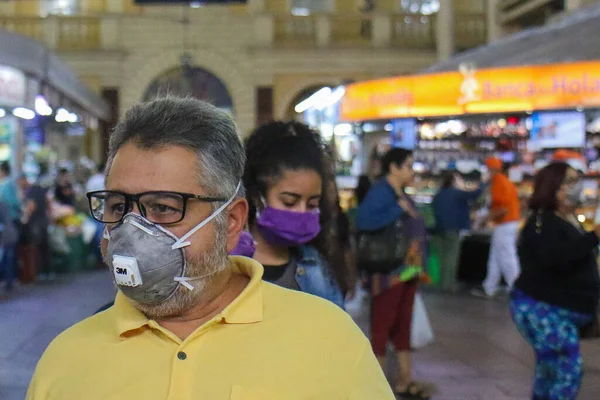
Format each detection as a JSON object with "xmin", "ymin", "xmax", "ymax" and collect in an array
[{"xmin": 340, "ymin": 61, "xmax": 600, "ymax": 121}]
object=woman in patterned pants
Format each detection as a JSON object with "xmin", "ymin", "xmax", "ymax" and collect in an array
[
  {"xmin": 511, "ymin": 290, "xmax": 592, "ymax": 399},
  {"xmin": 511, "ymin": 163, "xmax": 599, "ymax": 399}
]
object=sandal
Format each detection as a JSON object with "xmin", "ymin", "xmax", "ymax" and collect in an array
[{"xmin": 395, "ymin": 382, "xmax": 430, "ymax": 400}]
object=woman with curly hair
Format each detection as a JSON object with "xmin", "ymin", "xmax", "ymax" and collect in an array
[{"xmin": 243, "ymin": 121, "xmax": 346, "ymax": 308}]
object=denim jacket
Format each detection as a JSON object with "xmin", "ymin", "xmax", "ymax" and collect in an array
[{"xmin": 295, "ymin": 245, "xmax": 345, "ymax": 309}]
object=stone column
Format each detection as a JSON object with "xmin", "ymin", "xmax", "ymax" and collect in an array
[
  {"xmin": 371, "ymin": 13, "xmax": 391, "ymax": 48},
  {"xmin": 247, "ymin": 0, "xmax": 266, "ymax": 14},
  {"xmin": 315, "ymin": 14, "xmax": 331, "ymax": 48},
  {"xmin": 253, "ymin": 14, "xmax": 274, "ymax": 47},
  {"xmin": 486, "ymin": 0, "xmax": 505, "ymax": 43},
  {"xmin": 106, "ymin": 0, "xmax": 125, "ymax": 13},
  {"xmin": 101, "ymin": 17, "xmax": 120, "ymax": 49},
  {"xmin": 436, "ymin": 0, "xmax": 454, "ymax": 61},
  {"xmin": 43, "ymin": 16, "xmax": 59, "ymax": 49}
]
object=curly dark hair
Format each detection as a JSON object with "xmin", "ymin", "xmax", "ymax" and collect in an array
[{"xmin": 244, "ymin": 121, "xmax": 348, "ymax": 293}]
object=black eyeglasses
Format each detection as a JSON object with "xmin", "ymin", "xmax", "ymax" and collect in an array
[{"xmin": 86, "ymin": 190, "xmax": 227, "ymax": 225}]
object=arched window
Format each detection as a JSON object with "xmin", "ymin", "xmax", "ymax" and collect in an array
[{"xmin": 143, "ymin": 66, "xmax": 233, "ymax": 114}]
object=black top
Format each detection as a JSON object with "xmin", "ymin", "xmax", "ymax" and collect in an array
[
  {"xmin": 26, "ymin": 184, "xmax": 49, "ymax": 227},
  {"xmin": 515, "ymin": 212, "xmax": 600, "ymax": 315},
  {"xmin": 263, "ymin": 253, "xmax": 301, "ymax": 291}
]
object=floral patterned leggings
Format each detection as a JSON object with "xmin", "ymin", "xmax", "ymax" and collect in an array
[{"xmin": 510, "ymin": 290, "xmax": 593, "ymax": 400}]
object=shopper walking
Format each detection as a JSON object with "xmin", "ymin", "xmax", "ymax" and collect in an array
[
  {"xmin": 0, "ymin": 199, "xmax": 18, "ymax": 295},
  {"xmin": 433, "ymin": 171, "xmax": 485, "ymax": 292},
  {"xmin": 0, "ymin": 162, "xmax": 20, "ymax": 291},
  {"xmin": 0, "ymin": 162, "xmax": 21, "ymax": 222},
  {"xmin": 349, "ymin": 174, "xmax": 372, "ymax": 286},
  {"xmin": 243, "ymin": 121, "xmax": 346, "ymax": 308},
  {"xmin": 473, "ymin": 157, "xmax": 520, "ymax": 298},
  {"xmin": 511, "ymin": 162, "xmax": 599, "ymax": 399},
  {"xmin": 18, "ymin": 175, "xmax": 51, "ymax": 282},
  {"xmin": 356, "ymin": 148, "xmax": 429, "ymax": 400}
]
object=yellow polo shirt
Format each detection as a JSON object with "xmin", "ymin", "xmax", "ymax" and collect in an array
[{"xmin": 27, "ymin": 257, "xmax": 394, "ymax": 400}]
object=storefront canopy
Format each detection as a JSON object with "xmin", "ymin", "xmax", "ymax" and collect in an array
[
  {"xmin": 340, "ymin": 60, "xmax": 600, "ymax": 121},
  {"xmin": 0, "ymin": 29, "xmax": 111, "ymax": 121},
  {"xmin": 425, "ymin": 2, "xmax": 600, "ymax": 73}
]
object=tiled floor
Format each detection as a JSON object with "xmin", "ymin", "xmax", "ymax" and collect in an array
[
  {"xmin": 1, "ymin": 272, "xmax": 599, "ymax": 400},
  {"xmin": 347, "ymin": 289, "xmax": 600, "ymax": 400}
]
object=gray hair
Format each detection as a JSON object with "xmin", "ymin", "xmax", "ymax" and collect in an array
[{"xmin": 107, "ymin": 97, "xmax": 245, "ymax": 200}]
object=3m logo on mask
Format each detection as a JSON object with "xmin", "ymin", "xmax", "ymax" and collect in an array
[{"xmin": 112, "ymin": 256, "xmax": 143, "ymax": 287}]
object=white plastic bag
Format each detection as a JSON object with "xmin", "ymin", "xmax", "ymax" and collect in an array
[
  {"xmin": 410, "ymin": 292, "xmax": 434, "ymax": 349},
  {"xmin": 48, "ymin": 225, "xmax": 70, "ymax": 255},
  {"xmin": 81, "ymin": 217, "xmax": 98, "ymax": 245}
]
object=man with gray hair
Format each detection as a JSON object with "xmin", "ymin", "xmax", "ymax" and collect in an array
[{"xmin": 27, "ymin": 97, "xmax": 394, "ymax": 399}]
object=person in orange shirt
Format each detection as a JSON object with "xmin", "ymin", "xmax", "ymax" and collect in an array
[{"xmin": 473, "ymin": 157, "xmax": 521, "ymax": 298}]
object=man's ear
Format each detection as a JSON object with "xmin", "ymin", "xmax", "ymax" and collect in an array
[{"xmin": 226, "ymin": 198, "xmax": 249, "ymax": 253}]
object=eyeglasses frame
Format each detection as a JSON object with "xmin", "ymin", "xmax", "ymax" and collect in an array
[{"xmin": 86, "ymin": 190, "xmax": 228, "ymax": 225}]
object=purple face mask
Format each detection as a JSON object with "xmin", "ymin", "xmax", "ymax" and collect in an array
[
  {"xmin": 229, "ymin": 230, "xmax": 256, "ymax": 258},
  {"xmin": 256, "ymin": 207, "xmax": 321, "ymax": 247}
]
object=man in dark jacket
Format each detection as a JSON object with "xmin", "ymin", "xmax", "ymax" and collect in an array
[
  {"xmin": 433, "ymin": 171, "xmax": 485, "ymax": 292},
  {"xmin": 18, "ymin": 175, "xmax": 51, "ymax": 282}
]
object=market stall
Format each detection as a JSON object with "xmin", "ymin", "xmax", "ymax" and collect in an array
[
  {"xmin": 0, "ymin": 29, "xmax": 110, "ymax": 175},
  {"xmin": 337, "ymin": 60, "xmax": 600, "ymax": 285},
  {"xmin": 0, "ymin": 29, "xmax": 111, "ymax": 280}
]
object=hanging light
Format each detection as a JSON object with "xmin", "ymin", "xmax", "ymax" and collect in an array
[
  {"xmin": 55, "ymin": 108, "xmax": 71, "ymax": 123},
  {"xmin": 334, "ymin": 123, "xmax": 353, "ymax": 136},
  {"xmin": 12, "ymin": 107, "xmax": 35, "ymax": 120},
  {"xmin": 67, "ymin": 112, "xmax": 80, "ymax": 123},
  {"xmin": 315, "ymin": 86, "xmax": 346, "ymax": 110},
  {"xmin": 0, "ymin": 109, "xmax": 5, "ymax": 118},
  {"xmin": 294, "ymin": 87, "xmax": 332, "ymax": 113},
  {"xmin": 35, "ymin": 95, "xmax": 53, "ymax": 116}
]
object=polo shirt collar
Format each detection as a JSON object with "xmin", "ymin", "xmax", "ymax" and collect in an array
[
  {"xmin": 113, "ymin": 257, "xmax": 265, "ymax": 338},
  {"xmin": 220, "ymin": 257, "xmax": 264, "ymax": 324}
]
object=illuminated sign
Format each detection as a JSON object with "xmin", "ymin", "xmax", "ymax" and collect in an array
[{"xmin": 340, "ymin": 61, "xmax": 600, "ymax": 121}]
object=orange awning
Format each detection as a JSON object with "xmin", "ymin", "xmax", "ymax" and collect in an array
[{"xmin": 340, "ymin": 61, "xmax": 600, "ymax": 121}]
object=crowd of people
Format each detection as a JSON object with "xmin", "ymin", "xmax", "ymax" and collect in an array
[
  {"xmin": 11, "ymin": 96, "xmax": 598, "ymax": 400},
  {"xmin": 0, "ymin": 160, "xmax": 105, "ymax": 296}
]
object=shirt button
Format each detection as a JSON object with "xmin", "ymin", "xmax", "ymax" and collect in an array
[{"xmin": 177, "ymin": 351, "xmax": 187, "ymax": 360}]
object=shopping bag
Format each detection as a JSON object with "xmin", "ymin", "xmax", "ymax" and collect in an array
[
  {"xmin": 48, "ymin": 225, "xmax": 70, "ymax": 255},
  {"xmin": 410, "ymin": 292, "xmax": 434, "ymax": 349},
  {"xmin": 81, "ymin": 217, "xmax": 98, "ymax": 245}
]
